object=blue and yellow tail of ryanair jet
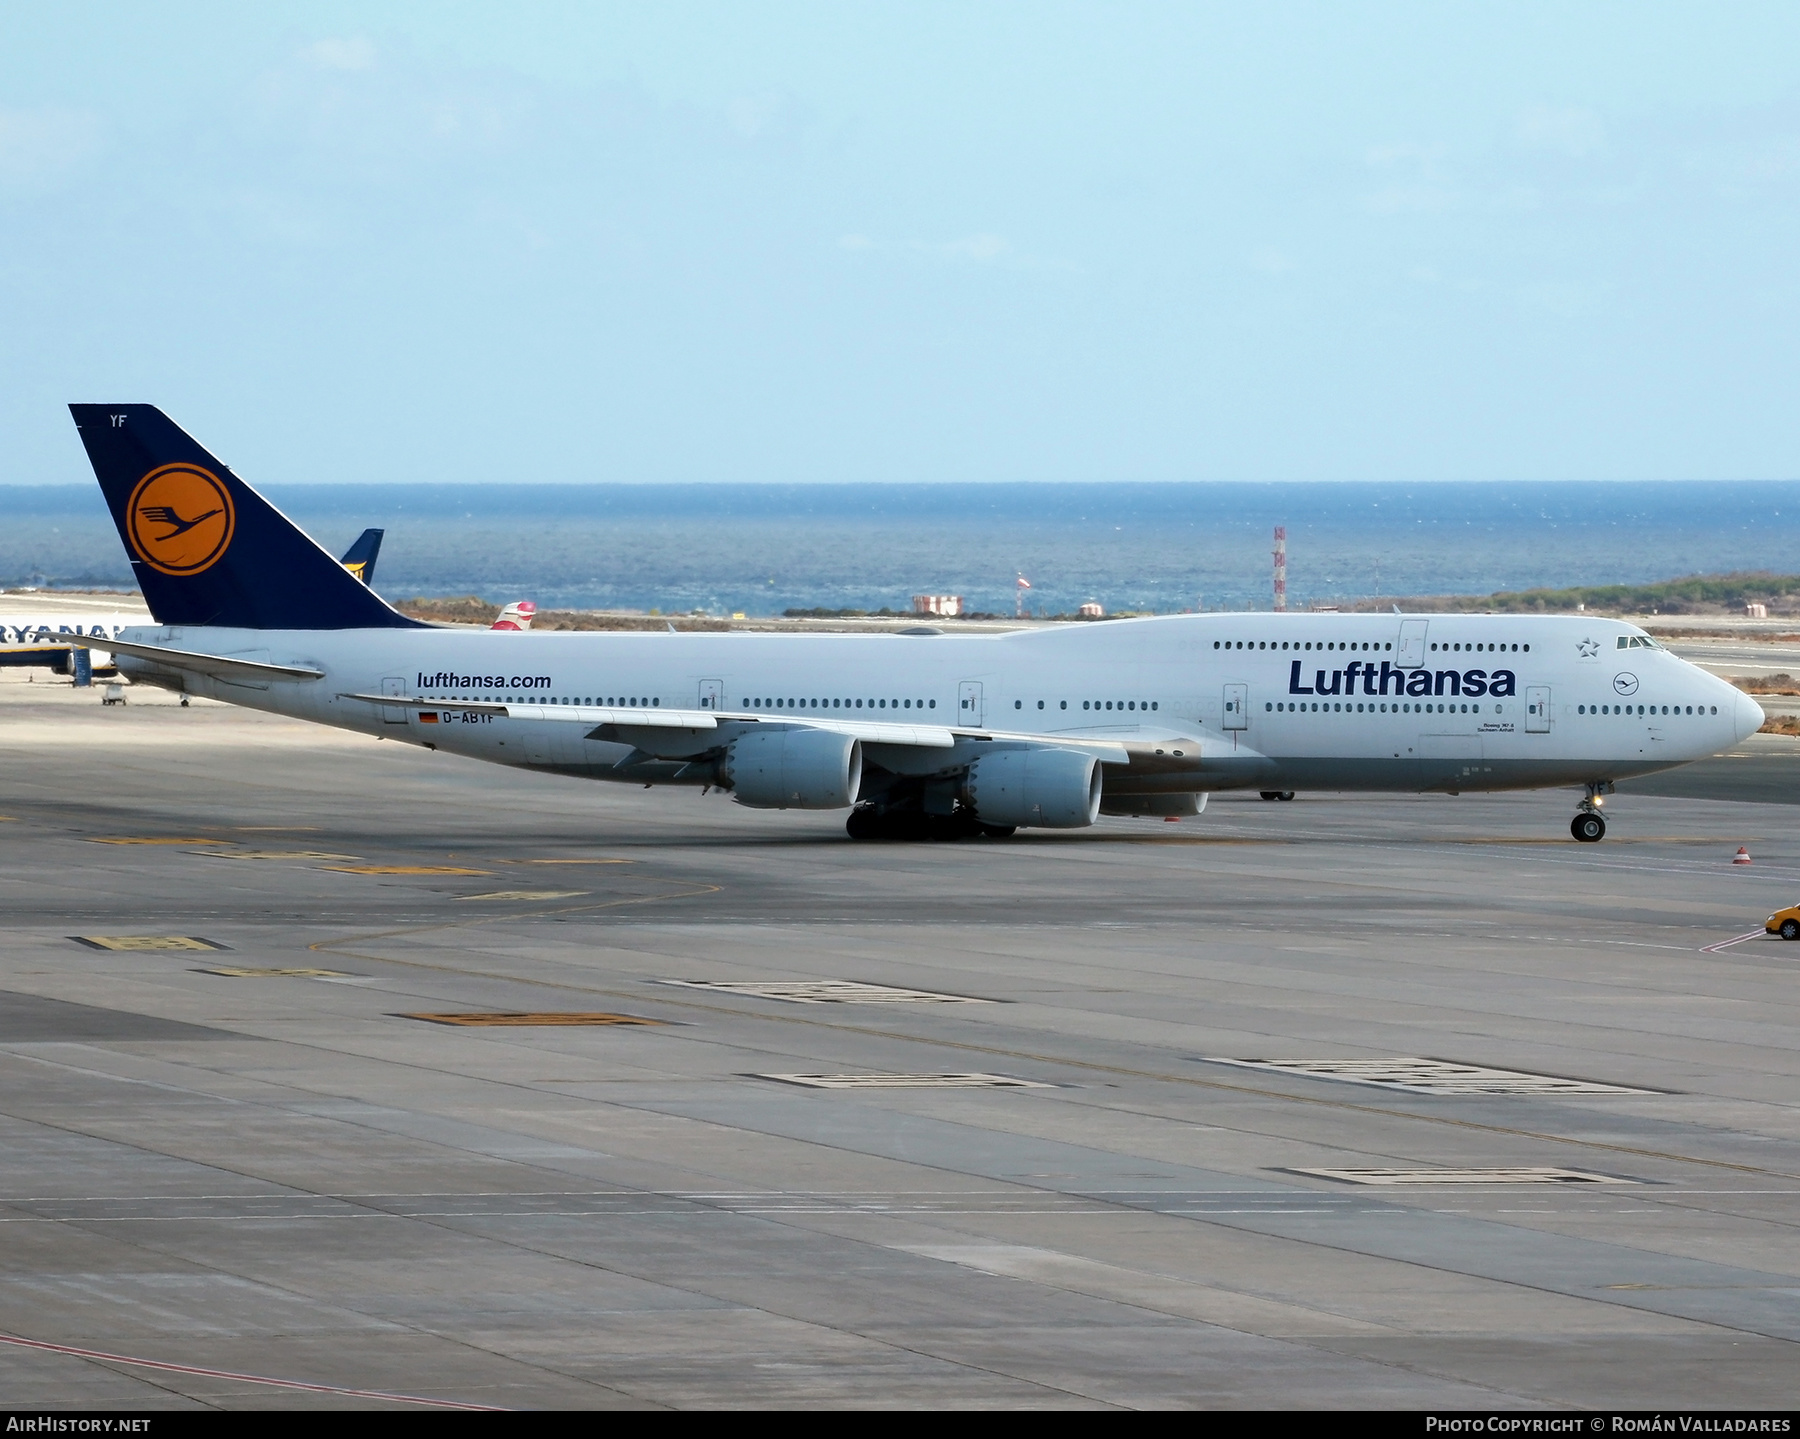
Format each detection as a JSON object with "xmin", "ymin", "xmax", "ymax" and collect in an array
[
  {"xmin": 69, "ymin": 405, "xmax": 424, "ymax": 630},
  {"xmin": 339, "ymin": 528, "xmax": 384, "ymax": 587}
]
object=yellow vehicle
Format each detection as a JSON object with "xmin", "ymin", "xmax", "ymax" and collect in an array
[{"xmin": 1768, "ymin": 905, "xmax": 1800, "ymax": 941}]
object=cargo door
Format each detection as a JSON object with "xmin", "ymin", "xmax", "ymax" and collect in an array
[
  {"xmin": 958, "ymin": 681, "xmax": 984, "ymax": 727},
  {"xmin": 1223, "ymin": 683, "xmax": 1249, "ymax": 731},
  {"xmin": 698, "ymin": 679, "xmax": 724, "ymax": 712},
  {"xmin": 380, "ymin": 675, "xmax": 409, "ymax": 724},
  {"xmin": 1525, "ymin": 685, "xmax": 1551, "ymax": 733},
  {"xmin": 1397, "ymin": 619, "xmax": 1429, "ymax": 669}
]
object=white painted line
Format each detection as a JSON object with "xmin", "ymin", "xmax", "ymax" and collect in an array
[
  {"xmin": 658, "ymin": 979, "xmax": 990, "ymax": 1004},
  {"xmin": 1700, "ymin": 929, "xmax": 1768, "ymax": 953},
  {"xmin": 1203, "ymin": 1057, "xmax": 1654, "ymax": 1096},
  {"xmin": 1293, "ymin": 1166, "xmax": 1634, "ymax": 1186},
  {"xmin": 0, "ymin": 1330, "xmax": 502, "ymax": 1409},
  {"xmin": 760, "ymin": 1072, "xmax": 1052, "ymax": 1089}
]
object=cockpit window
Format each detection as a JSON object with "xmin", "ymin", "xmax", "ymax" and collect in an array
[{"xmin": 1617, "ymin": 635, "xmax": 1658, "ymax": 649}]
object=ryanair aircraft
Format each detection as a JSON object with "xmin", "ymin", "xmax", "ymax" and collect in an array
[{"xmin": 57, "ymin": 405, "xmax": 1762, "ymax": 843}]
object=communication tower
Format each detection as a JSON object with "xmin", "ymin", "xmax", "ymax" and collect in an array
[{"xmin": 1272, "ymin": 526, "xmax": 1287, "ymax": 612}]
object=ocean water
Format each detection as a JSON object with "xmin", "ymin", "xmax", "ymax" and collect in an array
[{"xmin": 3, "ymin": 481, "xmax": 1796, "ymax": 616}]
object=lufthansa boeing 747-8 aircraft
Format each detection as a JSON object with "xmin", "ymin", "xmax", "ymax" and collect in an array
[{"xmin": 53, "ymin": 405, "xmax": 1763, "ymax": 842}]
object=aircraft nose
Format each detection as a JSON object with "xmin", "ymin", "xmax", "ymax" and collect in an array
[{"xmin": 1735, "ymin": 691, "xmax": 1766, "ymax": 743}]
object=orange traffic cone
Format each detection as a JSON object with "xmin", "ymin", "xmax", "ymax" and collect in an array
[{"xmin": 1733, "ymin": 846, "xmax": 1753, "ymax": 865}]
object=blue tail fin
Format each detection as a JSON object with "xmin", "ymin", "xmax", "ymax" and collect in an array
[
  {"xmin": 69, "ymin": 405, "xmax": 425, "ymax": 630},
  {"xmin": 339, "ymin": 528, "xmax": 385, "ymax": 587}
]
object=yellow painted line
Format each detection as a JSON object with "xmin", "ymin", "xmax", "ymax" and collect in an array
[
  {"xmin": 404, "ymin": 1012, "xmax": 665, "ymax": 1027},
  {"xmin": 454, "ymin": 890, "xmax": 588, "ymax": 902},
  {"xmin": 86, "ymin": 836, "xmax": 237, "ymax": 846},
  {"xmin": 70, "ymin": 936, "xmax": 228, "ymax": 952},
  {"xmin": 191, "ymin": 850, "xmax": 361, "ymax": 861},
  {"xmin": 323, "ymin": 865, "xmax": 493, "ymax": 876},
  {"xmin": 198, "ymin": 966, "xmax": 350, "ymax": 978}
]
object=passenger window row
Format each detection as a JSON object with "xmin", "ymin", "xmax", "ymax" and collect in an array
[
  {"xmin": 1212, "ymin": 640, "xmax": 1530, "ymax": 653},
  {"xmin": 1216, "ymin": 640, "xmax": 1393, "ymax": 651},
  {"xmin": 1580, "ymin": 704, "xmax": 1715, "ymax": 716},
  {"xmin": 1267, "ymin": 701, "xmax": 1493, "ymax": 714},
  {"xmin": 426, "ymin": 694, "xmax": 655, "ymax": 706},
  {"xmin": 1015, "ymin": 700, "xmax": 1156, "ymax": 710},
  {"xmin": 743, "ymin": 697, "xmax": 933, "ymax": 710}
]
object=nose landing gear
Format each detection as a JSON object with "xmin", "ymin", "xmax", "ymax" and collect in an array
[{"xmin": 1570, "ymin": 781, "xmax": 1614, "ymax": 843}]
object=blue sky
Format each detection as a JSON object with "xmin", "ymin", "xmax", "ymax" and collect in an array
[{"xmin": 2, "ymin": 2, "xmax": 1797, "ymax": 484}]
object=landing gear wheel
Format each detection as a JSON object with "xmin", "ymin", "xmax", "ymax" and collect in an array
[
  {"xmin": 1571, "ymin": 812, "xmax": 1606, "ymax": 843},
  {"xmin": 846, "ymin": 806, "xmax": 937, "ymax": 842},
  {"xmin": 1259, "ymin": 791, "xmax": 1281, "ymax": 801},
  {"xmin": 1277, "ymin": 791, "xmax": 1295, "ymax": 802},
  {"xmin": 977, "ymin": 824, "xmax": 1016, "ymax": 839},
  {"xmin": 846, "ymin": 807, "xmax": 883, "ymax": 841},
  {"xmin": 1780, "ymin": 919, "xmax": 1799, "ymax": 941}
]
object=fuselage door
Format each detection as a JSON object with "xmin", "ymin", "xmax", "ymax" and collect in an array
[
  {"xmin": 698, "ymin": 679, "xmax": 723, "ymax": 711},
  {"xmin": 1525, "ymin": 685, "xmax": 1551, "ymax": 733},
  {"xmin": 1397, "ymin": 619, "xmax": 1429, "ymax": 669},
  {"xmin": 1223, "ymin": 682, "xmax": 1249, "ymax": 731},
  {"xmin": 958, "ymin": 681, "xmax": 984, "ymax": 727},
  {"xmin": 380, "ymin": 674, "xmax": 409, "ymax": 724}
]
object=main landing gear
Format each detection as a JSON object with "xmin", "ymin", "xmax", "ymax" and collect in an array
[
  {"xmin": 1570, "ymin": 781, "xmax": 1614, "ymax": 843},
  {"xmin": 1258, "ymin": 791, "xmax": 1296, "ymax": 802},
  {"xmin": 845, "ymin": 805, "xmax": 1014, "ymax": 842}
]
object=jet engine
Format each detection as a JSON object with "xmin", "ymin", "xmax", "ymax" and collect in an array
[
  {"xmin": 723, "ymin": 728, "xmax": 863, "ymax": 810},
  {"xmin": 965, "ymin": 747, "xmax": 1102, "ymax": 829},
  {"xmin": 1099, "ymin": 792, "xmax": 1207, "ymax": 817}
]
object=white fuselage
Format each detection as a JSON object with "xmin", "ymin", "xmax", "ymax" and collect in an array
[{"xmin": 115, "ymin": 612, "xmax": 1760, "ymax": 802}]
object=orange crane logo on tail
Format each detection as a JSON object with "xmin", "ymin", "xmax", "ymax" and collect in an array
[{"xmin": 125, "ymin": 464, "xmax": 236, "ymax": 575}]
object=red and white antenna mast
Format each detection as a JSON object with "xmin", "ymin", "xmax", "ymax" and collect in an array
[
  {"xmin": 1015, "ymin": 572, "xmax": 1032, "ymax": 618},
  {"xmin": 1272, "ymin": 527, "xmax": 1287, "ymax": 612}
]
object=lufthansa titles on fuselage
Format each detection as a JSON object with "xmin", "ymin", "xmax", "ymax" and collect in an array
[
  {"xmin": 416, "ymin": 671, "xmax": 552, "ymax": 691},
  {"xmin": 1289, "ymin": 660, "xmax": 1517, "ymax": 698}
]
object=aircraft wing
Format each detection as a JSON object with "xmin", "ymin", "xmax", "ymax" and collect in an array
[
  {"xmin": 338, "ymin": 694, "xmax": 721, "ymax": 729},
  {"xmin": 30, "ymin": 630, "xmax": 324, "ymax": 682},
  {"xmin": 335, "ymin": 693, "xmax": 1192, "ymax": 762}
]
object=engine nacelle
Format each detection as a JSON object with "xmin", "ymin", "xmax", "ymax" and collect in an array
[
  {"xmin": 723, "ymin": 728, "xmax": 863, "ymax": 810},
  {"xmin": 966, "ymin": 747, "xmax": 1102, "ymax": 829}
]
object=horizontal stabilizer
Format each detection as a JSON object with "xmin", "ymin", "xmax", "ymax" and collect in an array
[{"xmin": 34, "ymin": 629, "xmax": 323, "ymax": 682}]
